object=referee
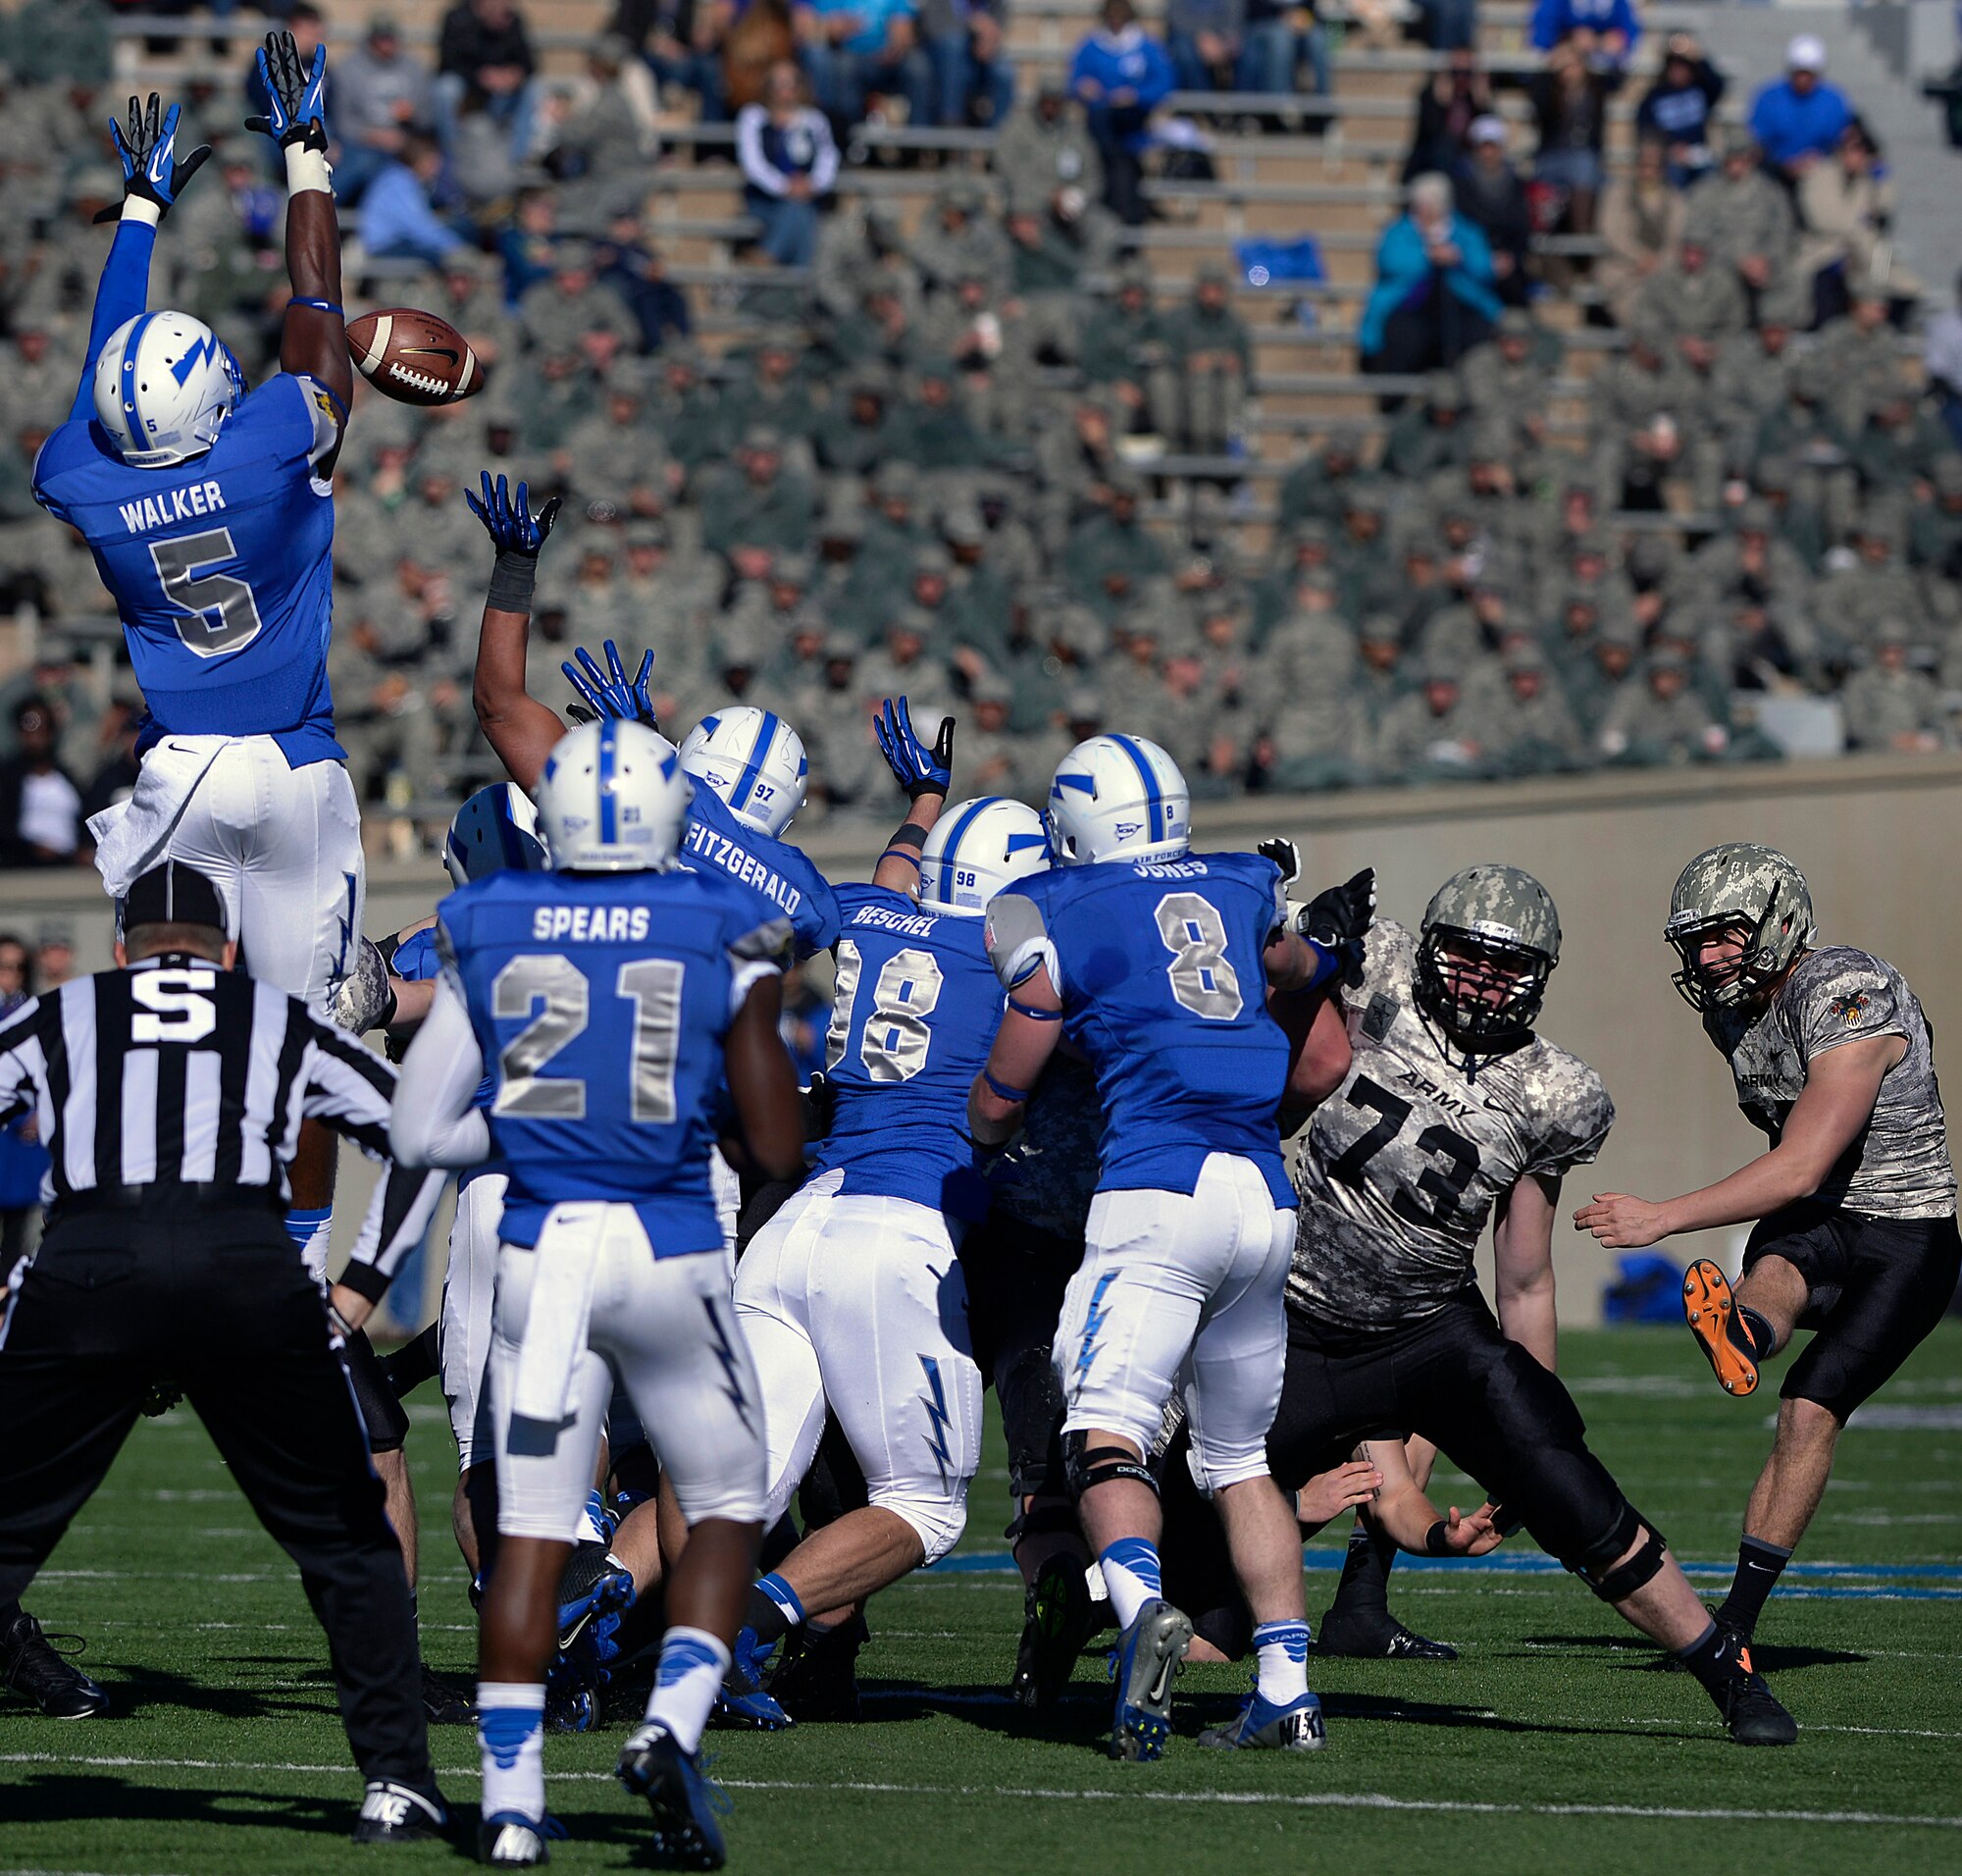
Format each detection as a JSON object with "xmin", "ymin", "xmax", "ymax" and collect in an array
[{"xmin": 0, "ymin": 860, "xmax": 450, "ymax": 1846}]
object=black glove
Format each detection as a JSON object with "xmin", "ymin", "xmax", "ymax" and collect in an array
[
  {"xmin": 800, "ymin": 1068, "xmax": 838, "ymax": 1141},
  {"xmin": 1257, "ymin": 836, "xmax": 1301, "ymax": 890},
  {"xmin": 1299, "ymin": 866, "xmax": 1375, "ymax": 988},
  {"xmin": 96, "ymin": 94, "xmax": 211, "ymax": 225}
]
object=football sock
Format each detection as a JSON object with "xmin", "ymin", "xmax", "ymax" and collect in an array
[
  {"xmin": 1674, "ymin": 1617, "xmax": 1750, "ymax": 1692},
  {"xmin": 1252, "ymin": 1620, "xmax": 1312, "ymax": 1705},
  {"xmin": 577, "ymin": 1489, "xmax": 609, "ymax": 1547},
  {"xmin": 1716, "ymin": 1536, "xmax": 1791, "ymax": 1638},
  {"xmin": 1735, "ymin": 1304, "xmax": 1779, "ymax": 1360},
  {"xmin": 1324, "ymin": 1521, "xmax": 1395, "ymax": 1627},
  {"xmin": 477, "ymin": 1681, "xmax": 546, "ymax": 1824},
  {"xmin": 284, "ymin": 1206, "xmax": 333, "ymax": 1283},
  {"xmin": 744, "ymin": 1573, "xmax": 805, "ymax": 1649},
  {"xmin": 1098, "ymin": 1537, "xmax": 1162, "ymax": 1633},
  {"xmin": 644, "ymin": 1627, "xmax": 730, "ymax": 1755}
]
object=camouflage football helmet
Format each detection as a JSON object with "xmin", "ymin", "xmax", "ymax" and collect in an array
[
  {"xmin": 1415, "ymin": 863, "xmax": 1563, "ymax": 1046},
  {"xmin": 1665, "ymin": 843, "xmax": 1815, "ymax": 1012}
]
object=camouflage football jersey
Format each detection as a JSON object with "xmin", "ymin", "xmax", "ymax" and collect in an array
[
  {"xmin": 1703, "ymin": 945, "xmax": 1955, "ymax": 1221},
  {"xmin": 1290, "ymin": 921, "xmax": 1615, "ymax": 1330}
]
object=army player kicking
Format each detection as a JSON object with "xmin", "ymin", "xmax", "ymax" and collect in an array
[
  {"xmin": 391, "ymin": 720, "xmax": 805, "ymax": 1868},
  {"xmin": 1197, "ymin": 864, "xmax": 1796, "ymax": 1744},
  {"xmin": 1578, "ymin": 845, "xmax": 1960, "ymax": 1661}
]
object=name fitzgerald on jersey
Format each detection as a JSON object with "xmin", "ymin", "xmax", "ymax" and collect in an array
[
  {"xmin": 117, "ymin": 480, "xmax": 229, "ymax": 535},
  {"xmin": 682, "ymin": 822, "xmax": 804, "ymax": 918}
]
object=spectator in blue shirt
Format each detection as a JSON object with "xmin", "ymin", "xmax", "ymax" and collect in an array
[
  {"xmin": 357, "ymin": 133, "xmax": 468, "ymax": 266},
  {"xmin": 1360, "ymin": 171, "xmax": 1500, "ymax": 380},
  {"xmin": 1068, "ymin": 0, "xmax": 1173, "ymax": 224},
  {"xmin": 1530, "ymin": 0, "xmax": 1639, "ymax": 66},
  {"xmin": 738, "ymin": 61, "xmax": 842, "ymax": 267},
  {"xmin": 1635, "ymin": 31, "xmax": 1727, "ymax": 185},
  {"xmin": 797, "ymin": 0, "xmax": 933, "ymax": 131},
  {"xmin": 1750, "ymin": 35, "xmax": 1853, "ymax": 182}
]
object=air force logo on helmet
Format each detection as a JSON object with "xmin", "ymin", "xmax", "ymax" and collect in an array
[
  {"xmin": 536, "ymin": 719, "xmax": 692, "ymax": 873},
  {"xmin": 92, "ymin": 310, "xmax": 245, "ymax": 469},
  {"xmin": 919, "ymin": 797, "xmax": 1049, "ymax": 913},
  {"xmin": 679, "ymin": 706, "xmax": 808, "ymax": 840},
  {"xmin": 1046, "ymin": 734, "xmax": 1190, "ymax": 866}
]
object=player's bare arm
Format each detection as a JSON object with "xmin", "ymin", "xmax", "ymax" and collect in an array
[
  {"xmin": 247, "ymin": 32, "xmax": 353, "ymax": 419},
  {"xmin": 723, "ymin": 975, "xmax": 804, "ymax": 1182},
  {"xmin": 1354, "ymin": 1437, "xmax": 1505, "ymax": 1557},
  {"xmin": 1494, "ymin": 1172, "xmax": 1560, "ymax": 1371},
  {"xmin": 1575, "ymin": 1035, "xmax": 1901, "ymax": 1248},
  {"xmin": 870, "ymin": 698, "xmax": 955, "ymax": 896},
  {"xmin": 969, "ymin": 962, "xmax": 1062, "ymax": 1144},
  {"xmin": 466, "ymin": 471, "xmax": 566, "ymax": 789},
  {"xmin": 1276, "ymin": 992, "xmax": 1351, "ymax": 1126}
]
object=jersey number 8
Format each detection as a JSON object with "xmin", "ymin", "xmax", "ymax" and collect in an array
[
  {"xmin": 490, "ymin": 954, "xmax": 685, "ymax": 1122},
  {"xmin": 1156, "ymin": 892, "xmax": 1243, "ymax": 1021},
  {"xmin": 827, "ymin": 940, "xmax": 944, "ymax": 1082}
]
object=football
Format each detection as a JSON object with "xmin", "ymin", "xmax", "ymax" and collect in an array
[{"xmin": 344, "ymin": 306, "xmax": 484, "ymax": 407}]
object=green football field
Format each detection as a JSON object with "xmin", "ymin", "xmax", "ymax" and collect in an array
[{"xmin": 4, "ymin": 1323, "xmax": 1959, "ymax": 1876}]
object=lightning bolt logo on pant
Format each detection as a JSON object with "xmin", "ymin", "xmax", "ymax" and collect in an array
[
  {"xmin": 919, "ymin": 1355, "xmax": 953, "ymax": 1491},
  {"xmin": 1072, "ymin": 1272, "xmax": 1118, "ymax": 1397},
  {"xmin": 703, "ymin": 1295, "xmax": 753, "ymax": 1433}
]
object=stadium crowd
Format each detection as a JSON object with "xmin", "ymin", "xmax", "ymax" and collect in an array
[{"xmin": 1, "ymin": 0, "xmax": 1960, "ymax": 872}]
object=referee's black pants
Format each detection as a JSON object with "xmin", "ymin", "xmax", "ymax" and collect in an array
[{"xmin": 0, "ymin": 1204, "xmax": 433, "ymax": 1792}]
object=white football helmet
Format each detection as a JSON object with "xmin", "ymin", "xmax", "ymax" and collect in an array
[
  {"xmin": 919, "ymin": 797, "xmax": 1049, "ymax": 915},
  {"xmin": 1047, "ymin": 734, "xmax": 1190, "ymax": 866},
  {"xmin": 92, "ymin": 310, "xmax": 245, "ymax": 469},
  {"xmin": 442, "ymin": 782, "xmax": 548, "ymax": 888},
  {"xmin": 679, "ymin": 706, "xmax": 808, "ymax": 839},
  {"xmin": 535, "ymin": 719, "xmax": 691, "ymax": 873}
]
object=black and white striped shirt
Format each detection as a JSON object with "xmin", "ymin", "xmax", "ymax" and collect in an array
[{"xmin": 0, "ymin": 956, "xmax": 439, "ymax": 1301}]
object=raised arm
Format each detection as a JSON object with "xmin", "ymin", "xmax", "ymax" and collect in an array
[
  {"xmin": 247, "ymin": 31, "xmax": 354, "ymax": 413},
  {"xmin": 870, "ymin": 697, "xmax": 955, "ymax": 896},
  {"xmin": 72, "ymin": 95, "xmax": 212, "ymax": 421},
  {"xmin": 466, "ymin": 471, "xmax": 569, "ymax": 791}
]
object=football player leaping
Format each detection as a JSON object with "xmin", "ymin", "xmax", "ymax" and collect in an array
[
  {"xmin": 1578, "ymin": 845, "xmax": 1960, "ymax": 1665},
  {"xmin": 391, "ymin": 719, "xmax": 805, "ymax": 1867},
  {"xmin": 971, "ymin": 736, "xmax": 1357, "ymax": 1760},
  {"xmin": 32, "ymin": 41, "xmax": 358, "ymax": 1273}
]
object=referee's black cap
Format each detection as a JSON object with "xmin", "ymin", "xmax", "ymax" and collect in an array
[{"xmin": 124, "ymin": 861, "xmax": 230, "ymax": 936}]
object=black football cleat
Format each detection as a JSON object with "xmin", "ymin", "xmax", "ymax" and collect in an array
[
  {"xmin": 421, "ymin": 1664, "xmax": 476, "ymax": 1725},
  {"xmin": 1710, "ymin": 1660, "xmax": 1798, "ymax": 1746},
  {"xmin": 1315, "ymin": 1610, "xmax": 1459, "ymax": 1661},
  {"xmin": 618, "ymin": 1724, "xmax": 731, "ymax": 1870},
  {"xmin": 351, "ymin": 1779, "xmax": 446, "ymax": 1843},
  {"xmin": 769, "ymin": 1612, "xmax": 868, "ymax": 1723},
  {"xmin": 0, "ymin": 1612, "xmax": 110, "ymax": 1717},
  {"xmin": 1012, "ymin": 1553, "xmax": 1096, "ymax": 1710}
]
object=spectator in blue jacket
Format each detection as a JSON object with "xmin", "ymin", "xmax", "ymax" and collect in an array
[
  {"xmin": 1750, "ymin": 35, "xmax": 1853, "ymax": 182},
  {"xmin": 1635, "ymin": 30, "xmax": 1727, "ymax": 185},
  {"xmin": 738, "ymin": 61, "xmax": 842, "ymax": 267},
  {"xmin": 1530, "ymin": 0, "xmax": 1639, "ymax": 65},
  {"xmin": 1069, "ymin": 0, "xmax": 1173, "ymax": 224},
  {"xmin": 797, "ymin": 0, "xmax": 934, "ymax": 130},
  {"xmin": 1360, "ymin": 171, "xmax": 1500, "ymax": 381},
  {"xmin": 356, "ymin": 133, "xmax": 467, "ymax": 266}
]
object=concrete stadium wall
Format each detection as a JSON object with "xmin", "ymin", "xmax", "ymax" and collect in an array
[{"xmin": 8, "ymin": 752, "xmax": 1959, "ymax": 1325}]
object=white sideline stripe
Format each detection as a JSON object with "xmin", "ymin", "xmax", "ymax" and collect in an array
[{"xmin": 4, "ymin": 1757, "xmax": 1960, "ymax": 1827}]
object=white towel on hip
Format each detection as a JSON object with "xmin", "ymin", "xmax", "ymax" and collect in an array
[
  {"xmin": 88, "ymin": 734, "xmax": 232, "ymax": 901},
  {"xmin": 510, "ymin": 1201, "xmax": 608, "ymax": 1425}
]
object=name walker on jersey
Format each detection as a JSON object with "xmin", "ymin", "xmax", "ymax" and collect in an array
[{"xmin": 118, "ymin": 480, "xmax": 229, "ymax": 534}]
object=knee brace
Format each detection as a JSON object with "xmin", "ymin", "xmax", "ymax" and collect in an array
[
  {"xmin": 1062, "ymin": 1430, "xmax": 1160, "ymax": 1503},
  {"xmin": 872, "ymin": 1482, "xmax": 969, "ymax": 1566},
  {"xmin": 1568, "ymin": 1499, "xmax": 1668, "ymax": 1603}
]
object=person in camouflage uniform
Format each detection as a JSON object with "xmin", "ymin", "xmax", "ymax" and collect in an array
[
  {"xmin": 1458, "ymin": 308, "xmax": 1556, "ymax": 456},
  {"xmin": 1838, "ymin": 619, "xmax": 1950, "ymax": 751},
  {"xmin": 1078, "ymin": 260, "xmax": 1176, "ymax": 441},
  {"xmin": 1597, "ymin": 647, "xmax": 1730, "ymax": 764},
  {"xmin": 1374, "ymin": 659, "xmax": 1493, "ymax": 783},
  {"xmin": 994, "ymin": 78, "xmax": 1104, "ymax": 214},
  {"xmin": 1161, "ymin": 265, "xmax": 1253, "ymax": 456},
  {"xmin": 1683, "ymin": 126, "xmax": 1795, "ymax": 314},
  {"xmin": 1383, "ymin": 372, "xmax": 1472, "ymax": 482},
  {"xmin": 1484, "ymin": 639, "xmax": 1588, "ymax": 774},
  {"xmin": 1580, "ymin": 844, "xmax": 1959, "ymax": 1671},
  {"xmin": 1275, "ymin": 424, "xmax": 1372, "ymax": 532},
  {"xmin": 1809, "ymin": 271, "xmax": 1909, "ymax": 440},
  {"xmin": 697, "ymin": 427, "xmax": 815, "ymax": 567}
]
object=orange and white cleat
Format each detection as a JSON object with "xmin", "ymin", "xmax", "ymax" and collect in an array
[{"xmin": 1683, "ymin": 1259, "xmax": 1758, "ymax": 1397}]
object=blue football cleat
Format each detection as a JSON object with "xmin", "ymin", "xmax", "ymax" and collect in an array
[
  {"xmin": 1198, "ymin": 1687, "xmax": 1326, "ymax": 1751},
  {"xmin": 1107, "ymin": 1599, "xmax": 1193, "ymax": 1761},
  {"xmin": 618, "ymin": 1723, "xmax": 733, "ymax": 1869},
  {"xmin": 556, "ymin": 1552, "xmax": 634, "ymax": 1653},
  {"xmin": 713, "ymin": 1625, "xmax": 791, "ymax": 1731}
]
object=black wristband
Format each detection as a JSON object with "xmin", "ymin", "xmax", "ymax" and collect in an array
[
  {"xmin": 888, "ymin": 821, "xmax": 929, "ymax": 851},
  {"xmin": 1423, "ymin": 1519, "xmax": 1451, "ymax": 1557},
  {"xmin": 487, "ymin": 548, "xmax": 540, "ymax": 615}
]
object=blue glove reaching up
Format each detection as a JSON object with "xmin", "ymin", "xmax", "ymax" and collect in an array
[
  {"xmin": 875, "ymin": 696, "xmax": 955, "ymax": 801},
  {"xmin": 98, "ymin": 94, "xmax": 210, "ymax": 224},
  {"xmin": 466, "ymin": 472, "xmax": 561, "ymax": 556},
  {"xmin": 245, "ymin": 29, "xmax": 330, "ymax": 152},
  {"xmin": 562, "ymin": 641, "xmax": 658, "ymax": 731}
]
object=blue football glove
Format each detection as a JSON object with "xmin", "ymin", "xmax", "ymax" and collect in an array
[
  {"xmin": 466, "ymin": 472, "xmax": 561, "ymax": 556},
  {"xmin": 875, "ymin": 696, "xmax": 955, "ymax": 801},
  {"xmin": 97, "ymin": 93, "xmax": 210, "ymax": 224},
  {"xmin": 562, "ymin": 640, "xmax": 657, "ymax": 730},
  {"xmin": 245, "ymin": 30, "xmax": 329, "ymax": 153}
]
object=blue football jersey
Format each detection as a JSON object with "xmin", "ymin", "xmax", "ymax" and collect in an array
[
  {"xmin": 439, "ymin": 867, "xmax": 791, "ymax": 1253},
  {"xmin": 809, "ymin": 883, "xmax": 1005, "ymax": 1221},
  {"xmin": 33, "ymin": 371, "xmax": 343, "ymax": 763},
  {"xmin": 680, "ymin": 784, "xmax": 840, "ymax": 959},
  {"xmin": 985, "ymin": 851, "xmax": 1295, "ymax": 1207}
]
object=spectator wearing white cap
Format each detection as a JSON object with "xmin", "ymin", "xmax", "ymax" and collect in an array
[
  {"xmin": 1749, "ymin": 34, "xmax": 1853, "ymax": 182},
  {"xmin": 1453, "ymin": 115, "xmax": 1532, "ymax": 305}
]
